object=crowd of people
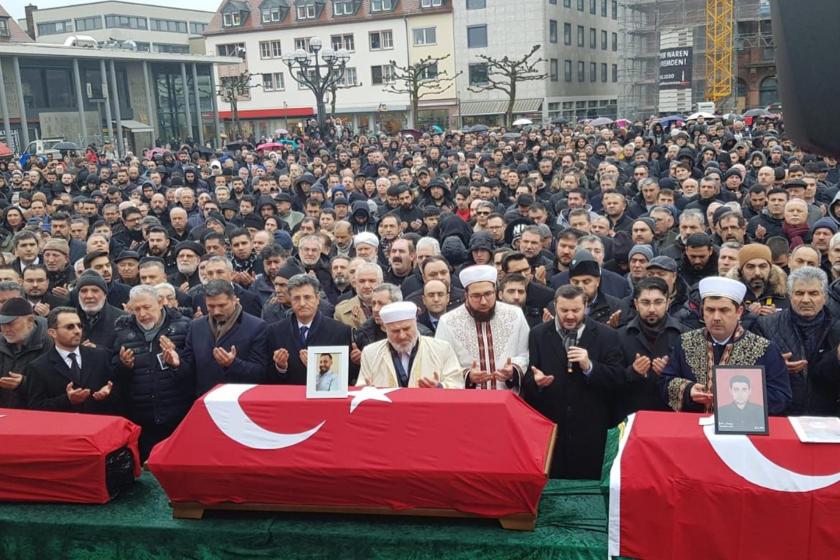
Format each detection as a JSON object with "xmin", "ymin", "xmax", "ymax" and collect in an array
[{"xmin": 0, "ymin": 112, "xmax": 838, "ymax": 479}]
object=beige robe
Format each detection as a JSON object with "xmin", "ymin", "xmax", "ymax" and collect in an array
[{"xmin": 357, "ymin": 336, "xmax": 464, "ymax": 389}]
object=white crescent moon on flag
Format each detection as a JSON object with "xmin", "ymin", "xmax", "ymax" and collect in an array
[
  {"xmin": 703, "ymin": 424, "xmax": 840, "ymax": 492},
  {"xmin": 204, "ymin": 384, "xmax": 324, "ymax": 450}
]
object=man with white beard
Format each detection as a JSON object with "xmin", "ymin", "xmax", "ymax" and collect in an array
[
  {"xmin": 168, "ymin": 241, "xmax": 204, "ymax": 292},
  {"xmin": 113, "ymin": 284, "xmax": 192, "ymax": 460},
  {"xmin": 73, "ymin": 271, "xmax": 127, "ymax": 352},
  {"xmin": 358, "ymin": 301, "xmax": 462, "ymax": 388}
]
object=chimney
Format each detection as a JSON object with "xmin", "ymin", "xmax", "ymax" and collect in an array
[{"xmin": 24, "ymin": 4, "xmax": 37, "ymax": 40}]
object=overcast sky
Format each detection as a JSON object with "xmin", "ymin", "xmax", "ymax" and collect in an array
[{"xmin": 6, "ymin": 0, "xmax": 218, "ymax": 20}]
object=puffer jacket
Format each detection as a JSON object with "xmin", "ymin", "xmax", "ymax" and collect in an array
[
  {"xmin": 754, "ymin": 308, "xmax": 840, "ymax": 416},
  {"xmin": 112, "ymin": 307, "xmax": 192, "ymax": 426}
]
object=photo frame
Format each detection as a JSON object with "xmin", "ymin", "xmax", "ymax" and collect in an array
[
  {"xmin": 713, "ymin": 366, "xmax": 769, "ymax": 435},
  {"xmin": 306, "ymin": 345, "xmax": 349, "ymax": 399}
]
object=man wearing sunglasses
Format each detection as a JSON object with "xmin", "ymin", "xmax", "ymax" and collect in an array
[{"xmin": 24, "ymin": 305, "xmax": 117, "ymax": 414}]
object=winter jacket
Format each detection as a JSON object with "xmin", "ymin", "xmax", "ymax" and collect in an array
[
  {"xmin": 112, "ymin": 308, "xmax": 193, "ymax": 426},
  {"xmin": 0, "ymin": 318, "xmax": 52, "ymax": 408}
]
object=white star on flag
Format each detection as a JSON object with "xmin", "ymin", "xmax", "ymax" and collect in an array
[{"xmin": 349, "ymin": 386, "xmax": 399, "ymax": 414}]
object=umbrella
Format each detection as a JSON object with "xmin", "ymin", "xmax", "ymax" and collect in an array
[
  {"xmin": 400, "ymin": 129, "xmax": 422, "ymax": 139},
  {"xmin": 431, "ymin": 125, "xmax": 444, "ymax": 134},
  {"xmin": 144, "ymin": 147, "xmax": 165, "ymax": 159},
  {"xmin": 589, "ymin": 117, "xmax": 614, "ymax": 127},
  {"xmin": 274, "ymin": 128, "xmax": 289, "ymax": 135},
  {"xmin": 195, "ymin": 146, "xmax": 213, "ymax": 157},
  {"xmin": 550, "ymin": 117, "xmax": 568, "ymax": 125},
  {"xmin": 467, "ymin": 124, "xmax": 489, "ymax": 133},
  {"xmin": 502, "ymin": 132, "xmax": 522, "ymax": 140},
  {"xmin": 0, "ymin": 142, "xmax": 12, "ymax": 158},
  {"xmin": 743, "ymin": 108, "xmax": 770, "ymax": 118},
  {"xmin": 659, "ymin": 115, "xmax": 685, "ymax": 125},
  {"xmin": 226, "ymin": 141, "xmax": 253, "ymax": 151},
  {"xmin": 256, "ymin": 142, "xmax": 283, "ymax": 152},
  {"xmin": 53, "ymin": 141, "xmax": 80, "ymax": 151},
  {"xmin": 512, "ymin": 118, "xmax": 532, "ymax": 126},
  {"xmin": 686, "ymin": 111, "xmax": 716, "ymax": 121},
  {"xmin": 615, "ymin": 119, "xmax": 632, "ymax": 127}
]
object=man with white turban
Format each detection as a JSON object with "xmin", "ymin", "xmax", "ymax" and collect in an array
[
  {"xmin": 659, "ymin": 276, "xmax": 791, "ymax": 413},
  {"xmin": 434, "ymin": 265, "xmax": 530, "ymax": 392}
]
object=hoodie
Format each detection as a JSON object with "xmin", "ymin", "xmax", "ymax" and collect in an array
[{"xmin": 350, "ymin": 200, "xmax": 376, "ymax": 234}]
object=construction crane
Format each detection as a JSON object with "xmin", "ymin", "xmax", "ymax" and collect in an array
[{"xmin": 705, "ymin": 0, "xmax": 734, "ymax": 102}]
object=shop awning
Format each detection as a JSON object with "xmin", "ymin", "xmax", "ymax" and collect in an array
[
  {"xmin": 459, "ymin": 98, "xmax": 543, "ymax": 116},
  {"xmin": 119, "ymin": 120, "xmax": 154, "ymax": 132}
]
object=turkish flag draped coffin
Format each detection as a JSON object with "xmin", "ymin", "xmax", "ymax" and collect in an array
[
  {"xmin": 609, "ymin": 412, "xmax": 840, "ymax": 560},
  {"xmin": 148, "ymin": 385, "xmax": 556, "ymax": 518},
  {"xmin": 0, "ymin": 408, "xmax": 141, "ymax": 504}
]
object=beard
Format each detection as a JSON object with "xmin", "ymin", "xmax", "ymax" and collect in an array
[
  {"xmin": 149, "ymin": 246, "xmax": 166, "ymax": 256},
  {"xmin": 748, "ymin": 277, "xmax": 767, "ymax": 292},
  {"xmin": 392, "ymin": 332, "xmax": 419, "ymax": 355},
  {"xmin": 81, "ymin": 300, "xmax": 105, "ymax": 314},
  {"xmin": 466, "ymin": 301, "xmax": 496, "ymax": 323},
  {"xmin": 178, "ymin": 262, "xmax": 198, "ymax": 275},
  {"xmin": 333, "ymin": 275, "xmax": 349, "ymax": 290}
]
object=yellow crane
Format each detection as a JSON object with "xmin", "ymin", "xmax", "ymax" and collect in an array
[{"xmin": 705, "ymin": 0, "xmax": 734, "ymax": 102}]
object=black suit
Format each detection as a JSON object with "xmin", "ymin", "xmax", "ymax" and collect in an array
[
  {"xmin": 266, "ymin": 312, "xmax": 355, "ymax": 385},
  {"xmin": 24, "ymin": 346, "xmax": 118, "ymax": 414},
  {"xmin": 523, "ymin": 318, "xmax": 625, "ymax": 480},
  {"xmin": 192, "ymin": 283, "xmax": 261, "ymax": 318}
]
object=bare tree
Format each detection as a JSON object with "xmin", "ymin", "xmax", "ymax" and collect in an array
[
  {"xmin": 383, "ymin": 54, "xmax": 461, "ymax": 128},
  {"xmin": 327, "ymin": 73, "xmax": 362, "ymax": 118},
  {"xmin": 217, "ymin": 70, "xmax": 259, "ymax": 141},
  {"xmin": 466, "ymin": 45, "xmax": 547, "ymax": 128}
]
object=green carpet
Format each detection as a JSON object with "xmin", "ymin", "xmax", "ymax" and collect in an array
[{"xmin": 0, "ymin": 474, "xmax": 607, "ymax": 560}]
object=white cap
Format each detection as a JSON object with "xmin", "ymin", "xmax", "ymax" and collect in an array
[
  {"xmin": 699, "ymin": 276, "xmax": 747, "ymax": 305},
  {"xmin": 379, "ymin": 301, "xmax": 418, "ymax": 324},
  {"xmin": 354, "ymin": 231, "xmax": 379, "ymax": 248},
  {"xmin": 458, "ymin": 264, "xmax": 497, "ymax": 289}
]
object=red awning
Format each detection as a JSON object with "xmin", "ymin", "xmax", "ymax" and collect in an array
[
  {"xmin": 218, "ymin": 107, "xmax": 315, "ymax": 120},
  {"xmin": 0, "ymin": 142, "xmax": 13, "ymax": 157}
]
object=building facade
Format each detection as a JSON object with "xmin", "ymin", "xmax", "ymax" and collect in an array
[
  {"xmin": 204, "ymin": 0, "xmax": 457, "ymax": 138},
  {"xmin": 23, "ymin": 1, "xmax": 213, "ymax": 54},
  {"xmin": 453, "ymin": 0, "xmax": 621, "ymax": 126}
]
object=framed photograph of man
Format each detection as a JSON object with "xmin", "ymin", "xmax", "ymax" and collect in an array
[
  {"xmin": 713, "ymin": 366, "xmax": 769, "ymax": 435},
  {"xmin": 306, "ymin": 346, "xmax": 349, "ymax": 399}
]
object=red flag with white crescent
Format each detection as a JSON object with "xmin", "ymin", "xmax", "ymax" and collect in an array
[{"xmin": 609, "ymin": 412, "xmax": 840, "ymax": 560}]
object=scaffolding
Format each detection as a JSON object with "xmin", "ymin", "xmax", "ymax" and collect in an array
[{"xmin": 618, "ymin": 0, "xmax": 769, "ymax": 119}]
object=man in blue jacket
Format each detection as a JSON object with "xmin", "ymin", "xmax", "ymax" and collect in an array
[{"xmin": 174, "ymin": 279, "xmax": 268, "ymax": 397}]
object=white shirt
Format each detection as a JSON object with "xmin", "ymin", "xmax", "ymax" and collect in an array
[{"xmin": 56, "ymin": 346, "xmax": 82, "ymax": 369}]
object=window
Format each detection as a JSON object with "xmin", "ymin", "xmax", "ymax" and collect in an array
[
  {"xmin": 419, "ymin": 62, "xmax": 438, "ymax": 81},
  {"xmin": 577, "ymin": 0, "xmax": 583, "ymax": 10},
  {"xmin": 549, "ymin": 20, "xmax": 557, "ymax": 43},
  {"xmin": 468, "ymin": 63, "xmax": 489, "ymax": 85},
  {"xmin": 0, "ymin": 18, "xmax": 8, "ymax": 36},
  {"xmin": 467, "ymin": 25, "xmax": 487, "ymax": 48},
  {"xmin": 370, "ymin": 0, "xmax": 394, "ymax": 11},
  {"xmin": 369, "ymin": 30, "xmax": 393, "ymax": 50},
  {"xmin": 190, "ymin": 22, "xmax": 207, "ymax": 34},
  {"xmin": 260, "ymin": 40, "xmax": 282, "ymax": 58},
  {"xmin": 154, "ymin": 43, "xmax": 190, "ymax": 53},
  {"xmin": 222, "ymin": 12, "xmax": 241, "ymax": 26},
  {"xmin": 413, "ymin": 27, "xmax": 436, "ymax": 45},
  {"xmin": 589, "ymin": 0, "xmax": 596, "ymax": 14},
  {"xmin": 333, "ymin": 0, "xmax": 356, "ymax": 15},
  {"xmin": 150, "ymin": 18, "xmax": 187, "ymax": 33},
  {"xmin": 135, "ymin": 42, "xmax": 150, "ymax": 51},
  {"xmin": 371, "ymin": 64, "xmax": 396, "ymax": 85},
  {"xmin": 564, "ymin": 59, "xmax": 572, "ymax": 81},
  {"xmin": 296, "ymin": 2, "xmax": 317, "ymax": 19},
  {"xmin": 550, "ymin": 0, "xmax": 556, "ymax": 4},
  {"xmin": 550, "ymin": 59, "xmax": 558, "ymax": 82},
  {"xmin": 589, "ymin": 28, "xmax": 596, "ymax": 49},
  {"xmin": 421, "ymin": 0, "xmax": 443, "ymax": 6},
  {"xmin": 263, "ymin": 72, "xmax": 285, "ymax": 91},
  {"xmin": 37, "ymin": 19, "xmax": 72, "ymax": 35},
  {"xmin": 601, "ymin": 0, "xmax": 607, "ymax": 16},
  {"xmin": 337, "ymin": 67, "xmax": 358, "ymax": 86},
  {"xmin": 590, "ymin": 62, "xmax": 596, "ymax": 82},
  {"xmin": 105, "ymin": 14, "xmax": 147, "ymax": 29},
  {"xmin": 577, "ymin": 25, "xmax": 584, "ymax": 47},
  {"xmin": 563, "ymin": 23, "xmax": 571, "ymax": 45},
  {"xmin": 217, "ymin": 42, "xmax": 245, "ymax": 57},
  {"xmin": 601, "ymin": 62, "xmax": 607, "ymax": 82},
  {"xmin": 74, "ymin": 16, "xmax": 101, "ymax": 32},
  {"xmin": 466, "ymin": 0, "xmax": 485, "ymax": 8},
  {"xmin": 601, "ymin": 30, "xmax": 607, "ymax": 50},
  {"xmin": 331, "ymin": 33, "xmax": 354, "ymax": 51},
  {"xmin": 563, "ymin": 0, "xmax": 571, "ymax": 6},
  {"xmin": 611, "ymin": 32, "xmax": 617, "ymax": 51},
  {"xmin": 577, "ymin": 60, "xmax": 584, "ymax": 82},
  {"xmin": 611, "ymin": 63, "xmax": 618, "ymax": 82},
  {"xmin": 261, "ymin": 6, "xmax": 286, "ymax": 22},
  {"xmin": 611, "ymin": 0, "xmax": 617, "ymax": 19},
  {"xmin": 294, "ymin": 37, "xmax": 312, "ymax": 52}
]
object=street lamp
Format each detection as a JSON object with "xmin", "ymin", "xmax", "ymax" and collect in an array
[{"xmin": 282, "ymin": 36, "xmax": 351, "ymax": 138}]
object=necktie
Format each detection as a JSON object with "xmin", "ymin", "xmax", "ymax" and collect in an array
[
  {"xmin": 68, "ymin": 352, "xmax": 81, "ymax": 385},
  {"xmin": 299, "ymin": 326, "xmax": 309, "ymax": 347}
]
